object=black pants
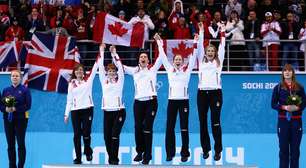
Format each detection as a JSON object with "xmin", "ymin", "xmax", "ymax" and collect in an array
[
  {"xmin": 4, "ymin": 117, "xmax": 28, "ymax": 168},
  {"xmin": 197, "ymin": 89, "xmax": 223, "ymax": 154},
  {"xmin": 103, "ymin": 109, "xmax": 126, "ymax": 164},
  {"xmin": 134, "ymin": 97, "xmax": 158, "ymax": 161},
  {"xmin": 278, "ymin": 119, "xmax": 303, "ymax": 168},
  {"xmin": 165, "ymin": 99, "xmax": 190, "ymax": 158},
  {"xmin": 71, "ymin": 107, "xmax": 93, "ymax": 160}
]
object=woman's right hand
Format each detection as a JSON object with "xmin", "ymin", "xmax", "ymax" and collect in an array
[
  {"xmin": 109, "ymin": 45, "xmax": 116, "ymax": 54},
  {"xmin": 153, "ymin": 33, "xmax": 163, "ymax": 46},
  {"xmin": 64, "ymin": 115, "xmax": 69, "ymax": 124}
]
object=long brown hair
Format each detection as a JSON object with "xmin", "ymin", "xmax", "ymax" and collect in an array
[
  {"xmin": 280, "ymin": 64, "xmax": 301, "ymax": 91},
  {"xmin": 70, "ymin": 63, "xmax": 85, "ymax": 81},
  {"xmin": 204, "ymin": 44, "xmax": 220, "ymax": 67}
]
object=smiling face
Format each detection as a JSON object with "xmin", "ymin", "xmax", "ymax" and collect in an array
[
  {"xmin": 173, "ymin": 55, "xmax": 183, "ymax": 68},
  {"xmin": 106, "ymin": 64, "xmax": 117, "ymax": 79},
  {"xmin": 205, "ymin": 45, "xmax": 216, "ymax": 61},
  {"xmin": 138, "ymin": 53, "xmax": 149, "ymax": 68},
  {"xmin": 11, "ymin": 70, "xmax": 21, "ymax": 86},
  {"xmin": 74, "ymin": 66, "xmax": 84, "ymax": 80}
]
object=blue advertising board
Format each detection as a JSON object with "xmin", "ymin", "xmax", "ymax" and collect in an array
[{"xmin": 0, "ymin": 73, "xmax": 305, "ymax": 167}]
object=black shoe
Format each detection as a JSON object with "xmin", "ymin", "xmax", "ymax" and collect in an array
[
  {"xmin": 142, "ymin": 159, "xmax": 150, "ymax": 165},
  {"xmin": 109, "ymin": 161, "xmax": 119, "ymax": 165},
  {"xmin": 181, "ymin": 156, "xmax": 188, "ymax": 162},
  {"xmin": 166, "ymin": 156, "xmax": 173, "ymax": 161},
  {"xmin": 214, "ymin": 152, "xmax": 221, "ymax": 161},
  {"xmin": 133, "ymin": 153, "xmax": 143, "ymax": 162},
  {"xmin": 203, "ymin": 152, "xmax": 209, "ymax": 159},
  {"xmin": 73, "ymin": 158, "xmax": 82, "ymax": 164},
  {"xmin": 86, "ymin": 154, "xmax": 93, "ymax": 161}
]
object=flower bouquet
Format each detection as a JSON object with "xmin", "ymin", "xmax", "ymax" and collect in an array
[{"xmin": 286, "ymin": 95, "xmax": 302, "ymax": 106}]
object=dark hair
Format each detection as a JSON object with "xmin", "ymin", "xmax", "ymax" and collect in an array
[
  {"xmin": 70, "ymin": 64, "xmax": 85, "ymax": 81},
  {"xmin": 281, "ymin": 64, "xmax": 301, "ymax": 91}
]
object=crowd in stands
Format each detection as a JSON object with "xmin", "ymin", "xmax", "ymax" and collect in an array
[{"xmin": 0, "ymin": 0, "xmax": 306, "ymax": 71}]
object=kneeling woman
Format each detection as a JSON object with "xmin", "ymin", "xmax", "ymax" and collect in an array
[
  {"xmin": 98, "ymin": 45, "xmax": 126, "ymax": 165},
  {"xmin": 64, "ymin": 54, "xmax": 100, "ymax": 164}
]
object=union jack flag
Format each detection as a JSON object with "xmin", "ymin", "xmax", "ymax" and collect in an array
[
  {"xmin": 23, "ymin": 33, "xmax": 80, "ymax": 93},
  {"xmin": 0, "ymin": 41, "xmax": 18, "ymax": 69}
]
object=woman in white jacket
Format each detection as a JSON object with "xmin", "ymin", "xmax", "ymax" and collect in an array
[
  {"xmin": 225, "ymin": 10, "xmax": 245, "ymax": 71},
  {"xmin": 98, "ymin": 44, "xmax": 126, "ymax": 165},
  {"xmin": 64, "ymin": 52, "xmax": 101, "ymax": 164},
  {"xmin": 154, "ymin": 33, "xmax": 198, "ymax": 162},
  {"xmin": 122, "ymin": 48, "xmax": 162, "ymax": 165},
  {"xmin": 197, "ymin": 22, "xmax": 226, "ymax": 161}
]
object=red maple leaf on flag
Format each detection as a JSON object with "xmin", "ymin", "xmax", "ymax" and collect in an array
[
  {"xmin": 108, "ymin": 22, "xmax": 128, "ymax": 37},
  {"xmin": 172, "ymin": 41, "xmax": 194, "ymax": 58}
]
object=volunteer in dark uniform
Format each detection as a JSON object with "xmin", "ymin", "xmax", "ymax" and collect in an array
[
  {"xmin": 0, "ymin": 70, "xmax": 31, "ymax": 168},
  {"xmin": 272, "ymin": 64, "xmax": 306, "ymax": 168}
]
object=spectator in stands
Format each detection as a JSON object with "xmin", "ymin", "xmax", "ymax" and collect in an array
[
  {"xmin": 203, "ymin": 0, "xmax": 222, "ymax": 18},
  {"xmin": 153, "ymin": 9, "xmax": 169, "ymax": 38},
  {"xmin": 172, "ymin": 16, "xmax": 191, "ymax": 39},
  {"xmin": 87, "ymin": 4, "xmax": 97, "ymax": 40},
  {"xmin": 273, "ymin": 10, "xmax": 282, "ymax": 23},
  {"xmin": 244, "ymin": 10, "xmax": 261, "ymax": 71},
  {"xmin": 243, "ymin": 0, "xmax": 258, "ymax": 20},
  {"xmin": 112, "ymin": 0, "xmax": 134, "ymax": 20},
  {"xmin": 0, "ymin": 10, "xmax": 10, "ymax": 41},
  {"xmin": 73, "ymin": 9, "xmax": 89, "ymax": 66},
  {"xmin": 271, "ymin": 64, "xmax": 306, "ymax": 168},
  {"xmin": 299, "ymin": 20, "xmax": 306, "ymax": 53},
  {"xmin": 280, "ymin": 12, "xmax": 300, "ymax": 70},
  {"xmin": 44, "ymin": 19, "xmax": 69, "ymax": 36},
  {"xmin": 190, "ymin": 7, "xmax": 211, "ymax": 38},
  {"xmin": 225, "ymin": 0, "xmax": 242, "ymax": 19},
  {"xmin": 15, "ymin": 0, "xmax": 31, "ymax": 29},
  {"xmin": 287, "ymin": 0, "xmax": 303, "ymax": 22},
  {"xmin": 146, "ymin": 0, "xmax": 161, "ymax": 17},
  {"xmin": 257, "ymin": 0, "xmax": 276, "ymax": 20},
  {"xmin": 49, "ymin": 8, "xmax": 63, "ymax": 28},
  {"xmin": 260, "ymin": 12, "xmax": 282, "ymax": 71},
  {"xmin": 5, "ymin": 17, "xmax": 25, "ymax": 41},
  {"xmin": 225, "ymin": 10, "xmax": 246, "ymax": 71},
  {"xmin": 25, "ymin": 7, "xmax": 45, "ymax": 40},
  {"xmin": 129, "ymin": 8, "xmax": 155, "ymax": 42},
  {"xmin": 118, "ymin": 10, "xmax": 126, "ymax": 21},
  {"xmin": 168, "ymin": 0, "xmax": 184, "ymax": 32},
  {"xmin": 209, "ymin": 11, "xmax": 224, "ymax": 47}
]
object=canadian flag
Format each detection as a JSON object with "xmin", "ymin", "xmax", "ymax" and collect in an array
[
  {"xmin": 155, "ymin": 39, "xmax": 197, "ymax": 66},
  {"xmin": 93, "ymin": 12, "xmax": 145, "ymax": 48}
]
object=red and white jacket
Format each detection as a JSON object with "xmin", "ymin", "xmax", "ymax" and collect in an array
[
  {"xmin": 198, "ymin": 29, "xmax": 225, "ymax": 90},
  {"xmin": 157, "ymin": 41, "xmax": 197, "ymax": 100},
  {"xmin": 260, "ymin": 20, "xmax": 282, "ymax": 47},
  {"xmin": 99, "ymin": 51, "xmax": 125, "ymax": 111},
  {"xmin": 64, "ymin": 60, "xmax": 99, "ymax": 117},
  {"xmin": 124, "ymin": 57, "xmax": 162, "ymax": 100}
]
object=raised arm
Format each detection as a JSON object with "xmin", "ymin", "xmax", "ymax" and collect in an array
[
  {"xmin": 186, "ymin": 34, "xmax": 199, "ymax": 73},
  {"xmin": 110, "ymin": 45, "xmax": 124, "ymax": 83},
  {"xmin": 218, "ymin": 24, "xmax": 226, "ymax": 63},
  {"xmin": 98, "ymin": 44, "xmax": 106, "ymax": 83},
  {"xmin": 150, "ymin": 52, "xmax": 163, "ymax": 73},
  {"xmin": 154, "ymin": 34, "xmax": 172, "ymax": 72},
  {"xmin": 198, "ymin": 22, "xmax": 205, "ymax": 62}
]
